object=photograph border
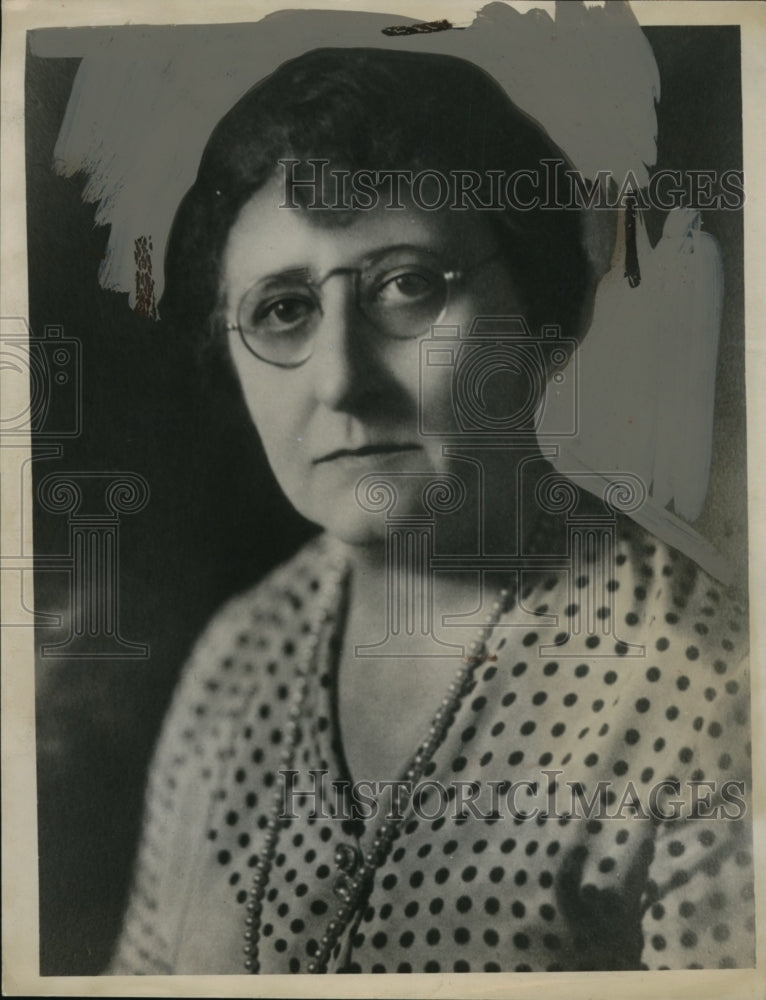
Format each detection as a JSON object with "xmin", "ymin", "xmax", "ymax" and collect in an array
[{"xmin": 3, "ymin": 1, "xmax": 765, "ymax": 997}]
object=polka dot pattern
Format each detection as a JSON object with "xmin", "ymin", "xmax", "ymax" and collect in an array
[{"xmin": 110, "ymin": 524, "xmax": 753, "ymax": 974}]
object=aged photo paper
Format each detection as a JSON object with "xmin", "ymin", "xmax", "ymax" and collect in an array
[{"xmin": 2, "ymin": 1, "xmax": 765, "ymax": 997}]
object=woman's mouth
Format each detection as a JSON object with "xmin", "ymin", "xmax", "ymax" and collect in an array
[{"xmin": 313, "ymin": 443, "xmax": 422, "ymax": 465}]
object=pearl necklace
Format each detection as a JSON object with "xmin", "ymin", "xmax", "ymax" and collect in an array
[{"xmin": 243, "ymin": 551, "xmax": 516, "ymax": 974}]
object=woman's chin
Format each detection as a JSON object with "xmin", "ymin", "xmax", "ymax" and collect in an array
[
  {"xmin": 325, "ymin": 522, "xmax": 388, "ymax": 548},
  {"xmin": 294, "ymin": 501, "xmax": 389, "ymax": 548}
]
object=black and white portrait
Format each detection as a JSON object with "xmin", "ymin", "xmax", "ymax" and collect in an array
[{"xmin": 2, "ymin": 1, "xmax": 764, "ymax": 995}]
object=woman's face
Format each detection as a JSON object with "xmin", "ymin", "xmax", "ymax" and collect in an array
[{"xmin": 221, "ymin": 175, "xmax": 528, "ymax": 545}]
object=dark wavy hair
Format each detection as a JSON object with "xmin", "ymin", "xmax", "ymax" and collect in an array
[{"xmin": 161, "ymin": 47, "xmax": 596, "ymax": 353}]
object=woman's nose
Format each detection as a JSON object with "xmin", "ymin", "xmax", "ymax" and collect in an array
[{"xmin": 309, "ymin": 285, "xmax": 377, "ymax": 411}]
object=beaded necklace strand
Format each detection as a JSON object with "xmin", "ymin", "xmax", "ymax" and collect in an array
[{"xmin": 243, "ymin": 554, "xmax": 517, "ymax": 974}]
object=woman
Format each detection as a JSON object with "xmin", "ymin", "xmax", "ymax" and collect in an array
[{"xmin": 109, "ymin": 48, "xmax": 752, "ymax": 975}]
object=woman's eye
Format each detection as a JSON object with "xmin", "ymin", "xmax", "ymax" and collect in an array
[
  {"xmin": 255, "ymin": 296, "xmax": 314, "ymax": 329},
  {"xmin": 376, "ymin": 270, "xmax": 435, "ymax": 304}
]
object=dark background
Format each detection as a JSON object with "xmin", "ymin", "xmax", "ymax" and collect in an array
[{"xmin": 27, "ymin": 26, "xmax": 745, "ymax": 974}]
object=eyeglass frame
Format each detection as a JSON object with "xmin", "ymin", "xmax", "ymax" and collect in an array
[{"xmin": 224, "ymin": 247, "xmax": 506, "ymax": 369}]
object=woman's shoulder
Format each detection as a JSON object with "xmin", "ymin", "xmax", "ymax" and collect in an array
[
  {"xmin": 610, "ymin": 516, "xmax": 749, "ymax": 693},
  {"xmin": 162, "ymin": 533, "xmax": 337, "ymax": 731},
  {"xmin": 109, "ymin": 536, "xmax": 342, "ymax": 974},
  {"xmin": 194, "ymin": 531, "xmax": 334, "ymax": 653},
  {"xmin": 614, "ymin": 516, "xmax": 747, "ymax": 629}
]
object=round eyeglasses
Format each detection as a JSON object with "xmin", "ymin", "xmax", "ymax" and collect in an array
[{"xmin": 225, "ymin": 246, "xmax": 502, "ymax": 368}]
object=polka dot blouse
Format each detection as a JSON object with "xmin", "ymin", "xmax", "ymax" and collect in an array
[{"xmin": 109, "ymin": 518, "xmax": 754, "ymax": 974}]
